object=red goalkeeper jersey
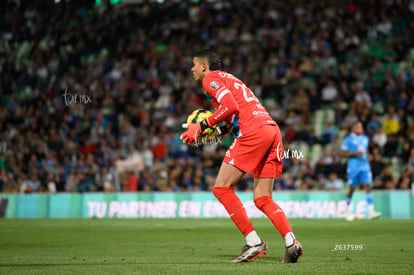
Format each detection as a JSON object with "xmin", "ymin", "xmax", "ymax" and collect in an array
[{"xmin": 202, "ymin": 70, "xmax": 276, "ymax": 136}]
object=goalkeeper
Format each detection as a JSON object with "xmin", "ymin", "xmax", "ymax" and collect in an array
[{"xmin": 181, "ymin": 50, "xmax": 303, "ymax": 264}]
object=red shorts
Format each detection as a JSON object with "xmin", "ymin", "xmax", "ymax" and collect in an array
[{"xmin": 224, "ymin": 124, "xmax": 283, "ymax": 178}]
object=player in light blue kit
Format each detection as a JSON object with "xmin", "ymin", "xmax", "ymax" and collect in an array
[{"xmin": 341, "ymin": 121, "xmax": 381, "ymax": 221}]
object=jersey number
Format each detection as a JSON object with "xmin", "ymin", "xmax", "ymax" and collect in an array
[{"xmin": 234, "ymin": 83, "xmax": 259, "ymax": 103}]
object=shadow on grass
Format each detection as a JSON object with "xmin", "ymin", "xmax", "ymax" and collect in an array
[{"xmin": 217, "ymin": 254, "xmax": 283, "ymax": 264}]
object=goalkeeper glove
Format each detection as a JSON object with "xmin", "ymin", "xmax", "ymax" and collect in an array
[{"xmin": 180, "ymin": 119, "xmax": 210, "ymax": 144}]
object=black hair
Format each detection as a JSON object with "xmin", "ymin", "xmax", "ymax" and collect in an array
[
  {"xmin": 350, "ymin": 120, "xmax": 362, "ymax": 133},
  {"xmin": 195, "ymin": 49, "xmax": 222, "ymax": 71},
  {"xmin": 351, "ymin": 121, "xmax": 361, "ymax": 128}
]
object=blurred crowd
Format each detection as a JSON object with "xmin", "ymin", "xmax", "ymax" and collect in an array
[{"xmin": 1, "ymin": 0, "xmax": 414, "ymax": 194}]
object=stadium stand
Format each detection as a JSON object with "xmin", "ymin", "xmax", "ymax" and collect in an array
[{"xmin": 0, "ymin": 0, "xmax": 413, "ymax": 193}]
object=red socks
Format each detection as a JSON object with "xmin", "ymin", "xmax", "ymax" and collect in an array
[
  {"xmin": 212, "ymin": 188, "xmax": 292, "ymax": 240},
  {"xmin": 212, "ymin": 186, "xmax": 255, "ymax": 236},
  {"xmin": 254, "ymin": 195, "xmax": 292, "ymax": 238}
]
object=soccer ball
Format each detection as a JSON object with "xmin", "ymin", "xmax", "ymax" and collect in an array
[{"xmin": 186, "ymin": 109, "xmax": 216, "ymax": 135}]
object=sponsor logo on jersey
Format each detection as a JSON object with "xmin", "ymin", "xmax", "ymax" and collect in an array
[
  {"xmin": 252, "ymin": 110, "xmax": 269, "ymax": 116},
  {"xmin": 214, "ymin": 106, "xmax": 228, "ymax": 121},
  {"xmin": 210, "ymin": 81, "xmax": 219, "ymax": 90}
]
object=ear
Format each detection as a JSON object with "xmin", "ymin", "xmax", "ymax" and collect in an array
[{"xmin": 202, "ymin": 63, "xmax": 208, "ymax": 72}]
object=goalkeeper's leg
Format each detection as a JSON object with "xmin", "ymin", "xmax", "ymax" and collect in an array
[
  {"xmin": 212, "ymin": 162, "xmax": 266, "ymax": 263},
  {"xmin": 253, "ymin": 178, "xmax": 303, "ymax": 263}
]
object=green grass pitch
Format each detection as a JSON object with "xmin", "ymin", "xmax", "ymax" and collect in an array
[{"xmin": 0, "ymin": 218, "xmax": 413, "ymax": 274}]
